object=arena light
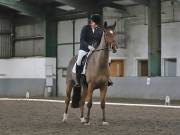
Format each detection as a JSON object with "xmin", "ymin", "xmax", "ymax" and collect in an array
[
  {"xmin": 113, "ymin": 0, "xmax": 137, "ymax": 5},
  {"xmin": 57, "ymin": 5, "xmax": 76, "ymax": 11}
]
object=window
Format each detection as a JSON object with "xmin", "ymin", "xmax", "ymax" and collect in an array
[
  {"xmin": 117, "ymin": 33, "xmax": 127, "ymax": 48},
  {"xmin": 109, "ymin": 59, "xmax": 124, "ymax": 77},
  {"xmin": 116, "ymin": 20, "xmax": 127, "ymax": 48},
  {"xmin": 138, "ymin": 60, "xmax": 148, "ymax": 76},
  {"xmin": 164, "ymin": 58, "xmax": 177, "ymax": 76}
]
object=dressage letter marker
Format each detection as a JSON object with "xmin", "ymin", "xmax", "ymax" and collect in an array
[
  {"xmin": 165, "ymin": 96, "xmax": 170, "ymax": 105},
  {"xmin": 26, "ymin": 91, "xmax": 30, "ymax": 99},
  {"xmin": 146, "ymin": 78, "xmax": 150, "ymax": 85}
]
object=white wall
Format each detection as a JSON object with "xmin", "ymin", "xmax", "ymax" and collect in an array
[
  {"xmin": 103, "ymin": 1, "xmax": 180, "ymax": 76},
  {"xmin": 162, "ymin": 23, "xmax": 180, "ymax": 76},
  {"xmin": 103, "ymin": 6, "xmax": 148, "ymax": 76},
  {"xmin": 46, "ymin": 58, "xmax": 56, "ymax": 78},
  {"xmin": 0, "ymin": 57, "xmax": 56, "ymax": 79},
  {"xmin": 0, "ymin": 57, "xmax": 57, "ymax": 97},
  {"xmin": 126, "ymin": 25, "xmax": 148, "ymax": 76}
]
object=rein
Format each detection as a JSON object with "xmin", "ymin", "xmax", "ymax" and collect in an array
[{"xmin": 94, "ymin": 47, "xmax": 111, "ymax": 52}]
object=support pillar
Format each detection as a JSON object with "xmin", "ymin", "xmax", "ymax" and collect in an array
[
  {"xmin": 148, "ymin": 0, "xmax": 161, "ymax": 76},
  {"xmin": 45, "ymin": 19, "xmax": 57, "ymax": 57}
]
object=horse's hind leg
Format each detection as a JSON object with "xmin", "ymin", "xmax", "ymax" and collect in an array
[
  {"xmin": 80, "ymin": 85, "xmax": 88, "ymax": 123},
  {"xmin": 100, "ymin": 85, "xmax": 109, "ymax": 125},
  {"xmin": 63, "ymin": 80, "xmax": 73, "ymax": 122}
]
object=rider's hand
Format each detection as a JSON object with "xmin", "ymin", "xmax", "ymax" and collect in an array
[{"xmin": 88, "ymin": 45, "xmax": 95, "ymax": 51}]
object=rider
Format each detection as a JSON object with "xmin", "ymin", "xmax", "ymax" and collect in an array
[{"xmin": 75, "ymin": 14, "xmax": 113, "ymax": 87}]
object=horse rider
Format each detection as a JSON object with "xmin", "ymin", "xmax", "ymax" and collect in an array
[{"xmin": 75, "ymin": 14, "xmax": 113, "ymax": 87}]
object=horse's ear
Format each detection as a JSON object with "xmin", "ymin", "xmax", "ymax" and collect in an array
[
  {"xmin": 104, "ymin": 21, "xmax": 107, "ymax": 28},
  {"xmin": 113, "ymin": 21, "xmax": 116, "ymax": 29}
]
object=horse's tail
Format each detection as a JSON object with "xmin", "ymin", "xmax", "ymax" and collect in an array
[{"xmin": 71, "ymin": 86, "xmax": 81, "ymax": 108}]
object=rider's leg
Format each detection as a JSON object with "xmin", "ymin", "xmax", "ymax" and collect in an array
[{"xmin": 75, "ymin": 50, "xmax": 88, "ymax": 87}]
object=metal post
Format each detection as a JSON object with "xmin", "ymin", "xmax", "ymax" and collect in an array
[
  {"xmin": 56, "ymin": 23, "xmax": 58, "ymax": 97},
  {"xmin": 73, "ymin": 19, "xmax": 75, "ymax": 56},
  {"xmin": 11, "ymin": 17, "xmax": 15, "ymax": 57}
]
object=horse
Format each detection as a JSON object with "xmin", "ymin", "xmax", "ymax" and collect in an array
[{"xmin": 62, "ymin": 21, "xmax": 117, "ymax": 125}]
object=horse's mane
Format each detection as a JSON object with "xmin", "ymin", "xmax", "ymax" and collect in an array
[{"xmin": 95, "ymin": 32, "xmax": 105, "ymax": 50}]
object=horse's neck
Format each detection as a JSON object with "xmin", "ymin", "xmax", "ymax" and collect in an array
[{"xmin": 95, "ymin": 33, "xmax": 109, "ymax": 68}]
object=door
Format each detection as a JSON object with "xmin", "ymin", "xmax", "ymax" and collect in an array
[
  {"xmin": 138, "ymin": 60, "xmax": 148, "ymax": 76},
  {"xmin": 164, "ymin": 58, "xmax": 176, "ymax": 76},
  {"xmin": 109, "ymin": 60, "xmax": 124, "ymax": 77}
]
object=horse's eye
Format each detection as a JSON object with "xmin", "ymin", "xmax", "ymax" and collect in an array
[{"xmin": 109, "ymin": 30, "xmax": 113, "ymax": 34}]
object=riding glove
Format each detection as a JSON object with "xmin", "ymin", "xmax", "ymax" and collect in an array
[{"xmin": 88, "ymin": 45, "xmax": 95, "ymax": 51}]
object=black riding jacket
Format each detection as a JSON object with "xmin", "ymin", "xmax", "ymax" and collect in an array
[{"xmin": 80, "ymin": 25, "xmax": 103, "ymax": 52}]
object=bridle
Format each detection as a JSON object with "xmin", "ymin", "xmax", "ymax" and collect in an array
[{"xmin": 93, "ymin": 31, "xmax": 117, "ymax": 52}]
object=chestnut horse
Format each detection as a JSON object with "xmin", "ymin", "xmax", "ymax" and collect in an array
[{"xmin": 62, "ymin": 22, "xmax": 117, "ymax": 125}]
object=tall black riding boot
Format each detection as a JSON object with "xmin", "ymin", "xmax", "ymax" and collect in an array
[
  {"xmin": 75, "ymin": 65, "xmax": 81, "ymax": 87},
  {"xmin": 108, "ymin": 79, "xmax": 113, "ymax": 86}
]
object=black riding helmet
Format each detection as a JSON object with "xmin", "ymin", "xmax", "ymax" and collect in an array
[{"xmin": 89, "ymin": 14, "xmax": 101, "ymax": 25}]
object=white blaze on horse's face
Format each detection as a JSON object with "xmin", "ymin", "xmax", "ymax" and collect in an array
[
  {"xmin": 103, "ymin": 22, "xmax": 117, "ymax": 53},
  {"xmin": 109, "ymin": 30, "xmax": 113, "ymax": 34}
]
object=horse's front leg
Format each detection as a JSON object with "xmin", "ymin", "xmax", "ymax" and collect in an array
[
  {"xmin": 85, "ymin": 82, "xmax": 94, "ymax": 125},
  {"xmin": 80, "ymin": 85, "xmax": 87, "ymax": 123},
  {"xmin": 100, "ymin": 85, "xmax": 109, "ymax": 125},
  {"xmin": 62, "ymin": 80, "xmax": 73, "ymax": 122}
]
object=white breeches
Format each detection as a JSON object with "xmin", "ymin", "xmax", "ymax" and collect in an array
[{"xmin": 76, "ymin": 50, "xmax": 88, "ymax": 66}]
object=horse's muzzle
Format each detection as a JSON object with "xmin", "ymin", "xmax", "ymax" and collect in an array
[{"xmin": 112, "ymin": 49, "xmax": 117, "ymax": 53}]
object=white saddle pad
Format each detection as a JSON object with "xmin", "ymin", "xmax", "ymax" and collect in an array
[{"xmin": 72, "ymin": 51, "xmax": 91, "ymax": 75}]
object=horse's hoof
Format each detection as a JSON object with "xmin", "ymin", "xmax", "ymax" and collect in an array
[
  {"xmin": 102, "ymin": 121, "xmax": 109, "ymax": 126},
  {"xmin": 84, "ymin": 122, "xmax": 91, "ymax": 125},
  {"xmin": 80, "ymin": 117, "xmax": 86, "ymax": 123},
  {"xmin": 62, "ymin": 113, "xmax": 68, "ymax": 122}
]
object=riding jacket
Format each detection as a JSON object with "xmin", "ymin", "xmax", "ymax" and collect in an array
[{"xmin": 80, "ymin": 25, "xmax": 103, "ymax": 52}]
